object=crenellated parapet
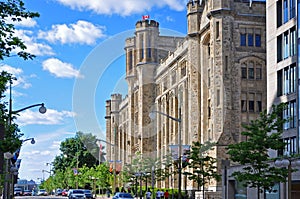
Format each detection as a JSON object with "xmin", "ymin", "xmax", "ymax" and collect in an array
[{"xmin": 135, "ymin": 19, "xmax": 159, "ymax": 30}]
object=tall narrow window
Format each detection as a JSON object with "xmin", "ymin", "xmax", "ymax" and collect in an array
[
  {"xmin": 208, "ymin": 99, "xmax": 211, "ymax": 118},
  {"xmin": 284, "ymin": 67, "xmax": 290, "ymax": 94},
  {"xmin": 248, "ymin": 34, "xmax": 253, "ymax": 46},
  {"xmin": 217, "ymin": 89, "xmax": 220, "ymax": 106},
  {"xmin": 256, "ymin": 65, "xmax": 262, "ymax": 79},
  {"xmin": 290, "ymin": 0, "xmax": 295, "ymax": 19},
  {"xmin": 216, "ymin": 21, "xmax": 220, "ymax": 39},
  {"xmin": 148, "ymin": 36, "xmax": 151, "ymax": 58},
  {"xmin": 284, "ymin": 0, "xmax": 288, "ymax": 23},
  {"xmin": 277, "ymin": 0, "xmax": 283, "ymax": 27},
  {"xmin": 225, "ymin": 56, "xmax": 228, "ymax": 71},
  {"xmin": 241, "ymin": 67, "xmax": 247, "ymax": 79},
  {"xmin": 248, "ymin": 62, "xmax": 254, "ymax": 79},
  {"xmin": 128, "ymin": 50, "xmax": 133, "ymax": 70},
  {"xmin": 277, "ymin": 35, "xmax": 283, "ymax": 62},
  {"xmin": 284, "ymin": 31, "xmax": 289, "ymax": 59},
  {"xmin": 241, "ymin": 93, "xmax": 247, "ymax": 112},
  {"xmin": 291, "ymin": 64, "xmax": 296, "ymax": 93},
  {"xmin": 248, "ymin": 93, "xmax": 255, "ymax": 112},
  {"xmin": 208, "ymin": 69, "xmax": 211, "ymax": 87},
  {"xmin": 140, "ymin": 34, "xmax": 144, "ymax": 60},
  {"xmin": 255, "ymin": 34, "xmax": 261, "ymax": 47},
  {"xmin": 277, "ymin": 70, "xmax": 283, "ymax": 96},
  {"xmin": 290, "ymin": 27, "xmax": 296, "ymax": 56},
  {"xmin": 256, "ymin": 94, "xmax": 262, "ymax": 112},
  {"xmin": 240, "ymin": 34, "xmax": 246, "ymax": 46}
]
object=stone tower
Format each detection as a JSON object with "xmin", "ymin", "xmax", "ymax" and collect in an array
[{"xmin": 124, "ymin": 19, "xmax": 184, "ymax": 158}]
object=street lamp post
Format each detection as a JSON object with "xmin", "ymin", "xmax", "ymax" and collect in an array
[
  {"xmin": 11, "ymin": 138, "xmax": 36, "ymax": 198},
  {"xmin": 46, "ymin": 162, "xmax": 53, "ymax": 176},
  {"xmin": 3, "ymin": 78, "xmax": 47, "ymax": 199},
  {"xmin": 150, "ymin": 107, "xmax": 182, "ymax": 199},
  {"xmin": 275, "ymin": 157, "xmax": 300, "ymax": 199},
  {"xmin": 64, "ymin": 152, "xmax": 79, "ymax": 188},
  {"xmin": 96, "ymin": 137, "xmax": 117, "ymax": 191},
  {"xmin": 42, "ymin": 169, "xmax": 50, "ymax": 182}
]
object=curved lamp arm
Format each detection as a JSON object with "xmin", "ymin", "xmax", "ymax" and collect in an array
[
  {"xmin": 96, "ymin": 138, "xmax": 115, "ymax": 147},
  {"xmin": 11, "ymin": 103, "xmax": 47, "ymax": 115},
  {"xmin": 149, "ymin": 110, "xmax": 181, "ymax": 122}
]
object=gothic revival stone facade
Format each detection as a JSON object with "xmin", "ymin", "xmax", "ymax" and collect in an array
[{"xmin": 105, "ymin": 0, "xmax": 266, "ymax": 197}]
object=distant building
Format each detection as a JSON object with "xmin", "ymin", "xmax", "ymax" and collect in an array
[
  {"xmin": 15, "ymin": 179, "xmax": 37, "ymax": 191},
  {"xmin": 105, "ymin": 0, "xmax": 266, "ymax": 198}
]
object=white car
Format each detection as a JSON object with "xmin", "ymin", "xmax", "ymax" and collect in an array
[
  {"xmin": 37, "ymin": 189, "xmax": 48, "ymax": 196},
  {"xmin": 68, "ymin": 189, "xmax": 86, "ymax": 199}
]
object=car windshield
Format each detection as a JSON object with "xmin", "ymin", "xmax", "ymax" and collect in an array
[
  {"xmin": 119, "ymin": 193, "xmax": 133, "ymax": 198},
  {"xmin": 84, "ymin": 190, "xmax": 92, "ymax": 193},
  {"xmin": 73, "ymin": 190, "xmax": 84, "ymax": 194}
]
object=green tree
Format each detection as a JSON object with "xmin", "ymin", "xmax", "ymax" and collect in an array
[
  {"xmin": 0, "ymin": 0, "xmax": 39, "ymax": 60},
  {"xmin": 183, "ymin": 141, "xmax": 221, "ymax": 192},
  {"xmin": 52, "ymin": 132, "xmax": 99, "ymax": 172},
  {"xmin": 227, "ymin": 103, "xmax": 289, "ymax": 199}
]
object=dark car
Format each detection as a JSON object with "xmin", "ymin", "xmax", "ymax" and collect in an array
[
  {"xmin": 56, "ymin": 189, "xmax": 63, "ymax": 196},
  {"xmin": 83, "ymin": 190, "xmax": 93, "ymax": 199},
  {"xmin": 68, "ymin": 189, "xmax": 86, "ymax": 199},
  {"xmin": 112, "ymin": 192, "xmax": 134, "ymax": 199}
]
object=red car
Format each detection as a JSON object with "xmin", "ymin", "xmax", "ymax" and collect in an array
[{"xmin": 62, "ymin": 189, "xmax": 68, "ymax": 196}]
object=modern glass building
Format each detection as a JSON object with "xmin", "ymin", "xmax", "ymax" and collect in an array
[{"xmin": 267, "ymin": 0, "xmax": 300, "ymax": 197}]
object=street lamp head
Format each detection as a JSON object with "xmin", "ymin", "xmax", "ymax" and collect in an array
[
  {"xmin": 30, "ymin": 138, "xmax": 35, "ymax": 144},
  {"xmin": 39, "ymin": 104, "xmax": 47, "ymax": 114},
  {"xmin": 149, "ymin": 111, "xmax": 156, "ymax": 121},
  {"xmin": 4, "ymin": 152, "xmax": 13, "ymax": 159}
]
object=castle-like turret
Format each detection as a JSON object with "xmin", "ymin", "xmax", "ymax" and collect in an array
[{"xmin": 187, "ymin": 0, "xmax": 204, "ymax": 36}]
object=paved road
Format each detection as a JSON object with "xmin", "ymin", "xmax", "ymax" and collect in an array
[
  {"xmin": 15, "ymin": 197, "xmax": 67, "ymax": 199},
  {"xmin": 15, "ymin": 196, "xmax": 112, "ymax": 199}
]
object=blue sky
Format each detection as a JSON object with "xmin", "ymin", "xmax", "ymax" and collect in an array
[{"xmin": 1, "ymin": 0, "xmax": 188, "ymax": 182}]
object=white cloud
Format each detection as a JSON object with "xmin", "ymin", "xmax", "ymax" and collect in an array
[
  {"xmin": 15, "ymin": 108, "xmax": 75, "ymax": 126},
  {"xmin": 6, "ymin": 17, "xmax": 37, "ymax": 27},
  {"xmin": 55, "ymin": 0, "xmax": 187, "ymax": 16},
  {"xmin": 0, "ymin": 64, "xmax": 32, "ymax": 89},
  {"xmin": 166, "ymin": 16, "xmax": 174, "ymax": 22},
  {"xmin": 14, "ymin": 30, "xmax": 55, "ymax": 56},
  {"xmin": 38, "ymin": 20, "xmax": 106, "ymax": 45},
  {"xmin": 42, "ymin": 58, "xmax": 83, "ymax": 78}
]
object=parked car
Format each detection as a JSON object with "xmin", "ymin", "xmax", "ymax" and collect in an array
[
  {"xmin": 62, "ymin": 189, "xmax": 68, "ymax": 196},
  {"xmin": 37, "ymin": 189, "xmax": 48, "ymax": 196},
  {"xmin": 68, "ymin": 189, "xmax": 86, "ymax": 199},
  {"xmin": 83, "ymin": 190, "xmax": 93, "ymax": 199},
  {"xmin": 112, "ymin": 192, "xmax": 134, "ymax": 199},
  {"xmin": 23, "ymin": 190, "xmax": 32, "ymax": 196},
  {"xmin": 14, "ymin": 187, "xmax": 23, "ymax": 196},
  {"xmin": 56, "ymin": 188, "xmax": 63, "ymax": 196}
]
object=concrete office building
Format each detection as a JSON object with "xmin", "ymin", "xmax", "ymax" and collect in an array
[{"xmin": 266, "ymin": 0, "xmax": 300, "ymax": 198}]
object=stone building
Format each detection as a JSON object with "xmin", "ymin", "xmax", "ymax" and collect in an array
[{"xmin": 105, "ymin": 0, "xmax": 266, "ymax": 198}]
